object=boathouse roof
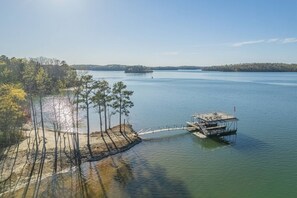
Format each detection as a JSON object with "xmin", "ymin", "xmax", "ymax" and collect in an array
[{"xmin": 193, "ymin": 112, "xmax": 238, "ymax": 122}]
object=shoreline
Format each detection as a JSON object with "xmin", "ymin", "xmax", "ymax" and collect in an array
[
  {"xmin": 0, "ymin": 124, "xmax": 141, "ymax": 196},
  {"xmin": 87, "ymin": 136, "xmax": 142, "ymax": 162}
]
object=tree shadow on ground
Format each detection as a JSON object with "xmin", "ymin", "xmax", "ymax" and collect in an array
[{"xmin": 105, "ymin": 131, "xmax": 118, "ymax": 150}]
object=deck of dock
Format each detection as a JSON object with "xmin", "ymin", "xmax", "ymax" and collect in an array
[{"xmin": 187, "ymin": 112, "xmax": 238, "ymax": 138}]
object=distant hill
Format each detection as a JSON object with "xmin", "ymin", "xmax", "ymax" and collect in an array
[
  {"xmin": 125, "ymin": 66, "xmax": 153, "ymax": 73},
  {"xmin": 72, "ymin": 64, "xmax": 127, "ymax": 71},
  {"xmin": 72, "ymin": 64, "xmax": 202, "ymax": 71},
  {"xmin": 153, "ymin": 66, "xmax": 202, "ymax": 70},
  {"xmin": 72, "ymin": 63, "xmax": 297, "ymax": 72},
  {"xmin": 202, "ymin": 63, "xmax": 297, "ymax": 72}
]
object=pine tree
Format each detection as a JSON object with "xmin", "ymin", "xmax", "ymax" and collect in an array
[{"xmin": 112, "ymin": 82, "xmax": 134, "ymax": 133}]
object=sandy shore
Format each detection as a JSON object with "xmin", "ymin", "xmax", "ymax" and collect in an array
[{"xmin": 0, "ymin": 124, "xmax": 141, "ymax": 196}]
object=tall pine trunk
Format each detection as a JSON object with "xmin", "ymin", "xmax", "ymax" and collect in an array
[
  {"xmin": 39, "ymin": 95, "xmax": 46, "ymax": 150},
  {"xmin": 104, "ymin": 104, "xmax": 107, "ymax": 133},
  {"xmin": 108, "ymin": 107, "xmax": 112, "ymax": 129},
  {"xmin": 98, "ymin": 105, "xmax": 103, "ymax": 136},
  {"xmin": 119, "ymin": 98, "xmax": 122, "ymax": 132},
  {"xmin": 30, "ymin": 96, "xmax": 38, "ymax": 151},
  {"xmin": 86, "ymin": 101, "xmax": 92, "ymax": 157},
  {"xmin": 76, "ymin": 94, "xmax": 81, "ymax": 162}
]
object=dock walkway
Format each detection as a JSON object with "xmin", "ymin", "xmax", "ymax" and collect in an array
[{"xmin": 138, "ymin": 126, "xmax": 187, "ymax": 135}]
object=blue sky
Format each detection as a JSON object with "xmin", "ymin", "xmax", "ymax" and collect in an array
[{"xmin": 0, "ymin": 0, "xmax": 297, "ymax": 66}]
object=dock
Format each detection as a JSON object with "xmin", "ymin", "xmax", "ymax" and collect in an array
[
  {"xmin": 137, "ymin": 112, "xmax": 238, "ymax": 139},
  {"xmin": 186, "ymin": 112, "xmax": 238, "ymax": 138}
]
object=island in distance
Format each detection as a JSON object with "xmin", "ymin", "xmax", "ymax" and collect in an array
[{"xmin": 125, "ymin": 65, "xmax": 153, "ymax": 73}]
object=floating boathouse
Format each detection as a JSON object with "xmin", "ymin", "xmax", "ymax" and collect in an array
[{"xmin": 187, "ymin": 112, "xmax": 238, "ymax": 138}]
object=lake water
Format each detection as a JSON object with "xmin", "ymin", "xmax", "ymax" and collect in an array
[
  {"xmin": 21, "ymin": 70, "xmax": 297, "ymax": 197},
  {"xmin": 77, "ymin": 70, "xmax": 296, "ymax": 197}
]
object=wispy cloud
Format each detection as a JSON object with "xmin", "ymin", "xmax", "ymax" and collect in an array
[
  {"xmin": 267, "ymin": 38, "xmax": 279, "ymax": 43},
  {"xmin": 233, "ymin": 40, "xmax": 265, "ymax": 47},
  {"xmin": 162, "ymin": 51, "xmax": 179, "ymax": 56},
  {"xmin": 282, "ymin": 38, "xmax": 297, "ymax": 43},
  {"xmin": 233, "ymin": 37, "xmax": 297, "ymax": 47}
]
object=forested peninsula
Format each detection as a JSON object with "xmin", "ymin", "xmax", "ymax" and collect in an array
[{"xmin": 0, "ymin": 55, "xmax": 140, "ymax": 196}]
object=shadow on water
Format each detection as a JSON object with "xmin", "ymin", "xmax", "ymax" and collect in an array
[
  {"xmin": 233, "ymin": 133, "xmax": 270, "ymax": 152},
  {"xmin": 9, "ymin": 153, "xmax": 191, "ymax": 198},
  {"xmin": 115, "ymin": 156, "xmax": 191, "ymax": 198},
  {"xmin": 190, "ymin": 135, "xmax": 234, "ymax": 150},
  {"xmin": 190, "ymin": 131, "xmax": 270, "ymax": 152}
]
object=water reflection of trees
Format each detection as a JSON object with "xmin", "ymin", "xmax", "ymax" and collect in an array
[
  {"xmin": 1, "ymin": 148, "xmax": 191, "ymax": 198},
  {"xmin": 120, "ymin": 156, "xmax": 191, "ymax": 198},
  {"xmin": 81, "ymin": 154, "xmax": 191, "ymax": 198}
]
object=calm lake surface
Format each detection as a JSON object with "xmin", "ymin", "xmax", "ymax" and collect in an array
[
  {"xmin": 27, "ymin": 70, "xmax": 297, "ymax": 197},
  {"xmin": 79, "ymin": 70, "xmax": 297, "ymax": 197}
]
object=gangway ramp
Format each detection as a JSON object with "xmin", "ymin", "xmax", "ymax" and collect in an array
[{"xmin": 138, "ymin": 126, "xmax": 187, "ymax": 136}]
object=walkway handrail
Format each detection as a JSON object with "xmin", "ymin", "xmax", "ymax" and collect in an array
[{"xmin": 138, "ymin": 125, "xmax": 187, "ymax": 135}]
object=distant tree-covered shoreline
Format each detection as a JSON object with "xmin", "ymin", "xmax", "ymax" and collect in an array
[
  {"xmin": 72, "ymin": 63, "xmax": 297, "ymax": 72},
  {"xmin": 202, "ymin": 63, "xmax": 297, "ymax": 72},
  {"xmin": 71, "ymin": 64, "xmax": 202, "ymax": 71},
  {"xmin": 125, "ymin": 65, "xmax": 153, "ymax": 73}
]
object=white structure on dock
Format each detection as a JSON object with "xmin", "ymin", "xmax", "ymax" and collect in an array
[
  {"xmin": 137, "ymin": 112, "xmax": 238, "ymax": 139},
  {"xmin": 187, "ymin": 112, "xmax": 238, "ymax": 138}
]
